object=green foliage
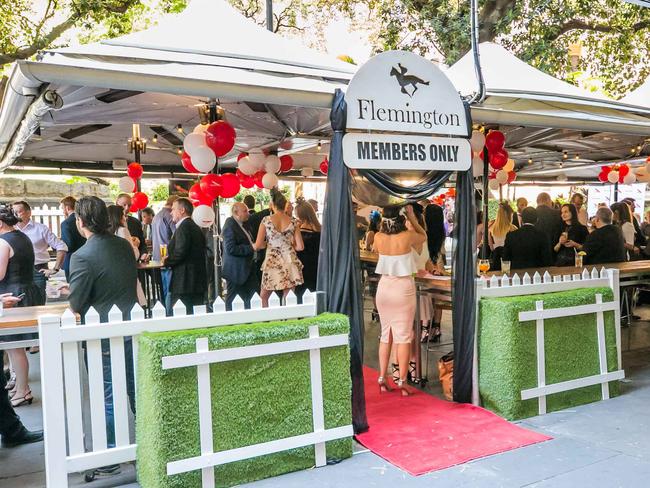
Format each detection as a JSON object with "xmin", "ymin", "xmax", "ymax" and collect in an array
[
  {"xmin": 478, "ymin": 287, "xmax": 619, "ymax": 420},
  {"xmin": 108, "ymin": 182, "xmax": 120, "ymax": 201},
  {"xmin": 150, "ymin": 182, "xmax": 169, "ymax": 203},
  {"xmin": 137, "ymin": 313, "xmax": 352, "ymax": 488},
  {"xmin": 64, "ymin": 176, "xmax": 90, "ymax": 184}
]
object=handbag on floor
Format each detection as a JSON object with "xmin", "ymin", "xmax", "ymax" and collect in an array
[{"xmin": 438, "ymin": 351, "xmax": 454, "ymax": 401}]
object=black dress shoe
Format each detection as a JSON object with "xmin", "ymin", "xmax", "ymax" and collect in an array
[{"xmin": 1, "ymin": 427, "xmax": 44, "ymax": 448}]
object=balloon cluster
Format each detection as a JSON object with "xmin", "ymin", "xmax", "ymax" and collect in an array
[
  {"xmin": 470, "ymin": 130, "xmax": 516, "ymax": 190},
  {"xmin": 235, "ymin": 150, "xmax": 294, "ymax": 189},
  {"xmin": 181, "ymin": 121, "xmax": 236, "ymax": 173},
  {"xmin": 117, "ymin": 163, "xmax": 149, "ymax": 212},
  {"xmin": 598, "ymin": 163, "xmax": 637, "ymax": 185},
  {"xmin": 432, "ymin": 188, "xmax": 456, "ymax": 206}
]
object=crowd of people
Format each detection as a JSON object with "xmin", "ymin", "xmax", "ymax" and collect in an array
[{"xmin": 483, "ymin": 192, "xmax": 642, "ymax": 271}]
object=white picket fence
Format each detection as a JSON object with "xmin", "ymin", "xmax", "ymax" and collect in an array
[
  {"xmin": 37, "ymin": 290, "xmax": 342, "ymax": 487},
  {"xmin": 472, "ymin": 267, "xmax": 625, "ymax": 412},
  {"xmin": 32, "ymin": 204, "xmax": 64, "ymax": 237}
]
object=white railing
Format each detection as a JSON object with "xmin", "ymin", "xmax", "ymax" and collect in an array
[
  {"xmin": 472, "ymin": 267, "xmax": 624, "ymax": 408},
  {"xmin": 38, "ymin": 291, "xmax": 322, "ymax": 487},
  {"xmin": 32, "ymin": 204, "xmax": 64, "ymax": 237},
  {"xmin": 162, "ymin": 326, "xmax": 352, "ymax": 487}
]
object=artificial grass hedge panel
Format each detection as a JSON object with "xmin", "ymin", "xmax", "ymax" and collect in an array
[
  {"xmin": 479, "ymin": 287, "xmax": 619, "ymax": 421},
  {"xmin": 136, "ymin": 313, "xmax": 352, "ymax": 488}
]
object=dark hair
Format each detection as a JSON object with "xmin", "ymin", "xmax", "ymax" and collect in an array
[
  {"xmin": 141, "ymin": 207, "xmax": 155, "ymax": 217},
  {"xmin": 368, "ymin": 211, "xmax": 381, "ymax": 233},
  {"xmin": 243, "ymin": 195, "xmax": 256, "ymax": 210},
  {"xmin": 107, "ymin": 204, "xmax": 126, "ymax": 235},
  {"xmin": 12, "ymin": 200, "xmax": 30, "ymax": 212},
  {"xmin": 0, "ymin": 204, "xmax": 19, "ymax": 226},
  {"xmin": 410, "ymin": 203, "xmax": 425, "ymax": 227},
  {"xmin": 175, "ymin": 197, "xmax": 194, "ymax": 216},
  {"xmin": 521, "ymin": 207, "xmax": 538, "ymax": 225},
  {"xmin": 380, "ymin": 205, "xmax": 407, "ymax": 235},
  {"xmin": 60, "ymin": 196, "xmax": 76, "ymax": 210},
  {"xmin": 75, "ymin": 197, "xmax": 109, "ymax": 234},
  {"xmin": 611, "ymin": 202, "xmax": 631, "ymax": 225},
  {"xmin": 270, "ymin": 188, "xmax": 287, "ymax": 212},
  {"xmin": 561, "ymin": 203, "xmax": 580, "ymax": 227}
]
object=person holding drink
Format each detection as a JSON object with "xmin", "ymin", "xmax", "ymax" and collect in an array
[{"xmin": 554, "ymin": 204, "xmax": 588, "ymax": 266}]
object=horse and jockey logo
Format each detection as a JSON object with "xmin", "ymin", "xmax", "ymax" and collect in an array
[{"xmin": 389, "ymin": 63, "xmax": 429, "ymax": 98}]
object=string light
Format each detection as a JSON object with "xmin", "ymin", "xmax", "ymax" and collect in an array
[
  {"xmin": 177, "ymin": 124, "xmax": 183, "ymax": 134},
  {"xmin": 562, "ymin": 151, "xmax": 568, "ymax": 160},
  {"xmin": 152, "ymin": 135, "xmax": 158, "ymax": 144},
  {"xmin": 317, "ymin": 141, "xmax": 322, "ymax": 151},
  {"xmin": 528, "ymin": 158, "xmax": 533, "ymax": 164},
  {"xmin": 177, "ymin": 148, "xmax": 182, "ymax": 155},
  {"xmin": 574, "ymin": 154, "xmax": 580, "ymax": 160}
]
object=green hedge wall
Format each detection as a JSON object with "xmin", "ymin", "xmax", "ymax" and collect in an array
[
  {"xmin": 136, "ymin": 313, "xmax": 353, "ymax": 488},
  {"xmin": 479, "ymin": 287, "xmax": 620, "ymax": 421}
]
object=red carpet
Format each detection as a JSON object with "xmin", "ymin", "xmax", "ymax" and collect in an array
[{"xmin": 356, "ymin": 367, "xmax": 552, "ymax": 476}]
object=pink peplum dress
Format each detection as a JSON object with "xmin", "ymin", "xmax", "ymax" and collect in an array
[{"xmin": 375, "ymin": 252, "xmax": 417, "ymax": 344}]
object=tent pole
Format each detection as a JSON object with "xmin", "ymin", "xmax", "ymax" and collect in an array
[
  {"xmin": 614, "ymin": 182, "xmax": 619, "ymax": 202},
  {"xmin": 209, "ymin": 100, "xmax": 223, "ymax": 300},
  {"xmin": 266, "ymin": 0, "xmax": 273, "ymax": 31},
  {"xmin": 481, "ymin": 148, "xmax": 489, "ymax": 259}
]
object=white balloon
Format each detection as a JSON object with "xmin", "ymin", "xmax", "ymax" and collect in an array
[
  {"xmin": 495, "ymin": 169, "xmax": 508, "ymax": 185},
  {"xmin": 470, "ymin": 130, "xmax": 486, "ymax": 153},
  {"xmin": 301, "ymin": 167, "xmax": 314, "ymax": 177},
  {"xmin": 556, "ymin": 173, "xmax": 568, "ymax": 182},
  {"xmin": 238, "ymin": 156, "xmax": 257, "ymax": 175},
  {"xmin": 192, "ymin": 205, "xmax": 215, "ymax": 228},
  {"xmin": 607, "ymin": 171, "xmax": 619, "ymax": 184},
  {"xmin": 488, "ymin": 178, "xmax": 500, "ymax": 191},
  {"xmin": 472, "ymin": 156, "xmax": 483, "ymax": 178},
  {"xmin": 191, "ymin": 145, "xmax": 216, "ymax": 173},
  {"xmin": 183, "ymin": 132, "xmax": 207, "ymax": 157},
  {"xmin": 248, "ymin": 149, "xmax": 266, "ymax": 169},
  {"xmin": 503, "ymin": 158, "xmax": 515, "ymax": 172},
  {"xmin": 193, "ymin": 124, "xmax": 208, "ymax": 134},
  {"xmin": 262, "ymin": 172, "xmax": 279, "ymax": 189},
  {"xmin": 623, "ymin": 172, "xmax": 637, "ymax": 184},
  {"xmin": 264, "ymin": 155, "xmax": 281, "ymax": 174},
  {"xmin": 118, "ymin": 176, "xmax": 135, "ymax": 193}
]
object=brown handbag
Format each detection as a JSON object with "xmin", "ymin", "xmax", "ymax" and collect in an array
[{"xmin": 438, "ymin": 351, "xmax": 454, "ymax": 401}]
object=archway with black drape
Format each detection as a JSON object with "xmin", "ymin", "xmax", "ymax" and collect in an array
[{"xmin": 317, "ymin": 89, "xmax": 476, "ymax": 434}]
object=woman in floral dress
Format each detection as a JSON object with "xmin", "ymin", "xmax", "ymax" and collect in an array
[{"xmin": 254, "ymin": 188, "xmax": 304, "ymax": 307}]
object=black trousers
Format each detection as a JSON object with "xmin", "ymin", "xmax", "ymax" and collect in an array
[
  {"xmin": 0, "ymin": 353, "xmax": 23, "ymax": 437},
  {"xmin": 168, "ymin": 292, "xmax": 205, "ymax": 315},
  {"xmin": 225, "ymin": 271, "xmax": 258, "ymax": 311}
]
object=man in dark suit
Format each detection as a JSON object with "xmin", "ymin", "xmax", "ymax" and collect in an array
[
  {"xmin": 511, "ymin": 197, "xmax": 528, "ymax": 228},
  {"xmin": 572, "ymin": 207, "xmax": 626, "ymax": 265},
  {"xmin": 248, "ymin": 204, "xmax": 271, "ymax": 285},
  {"xmin": 502, "ymin": 207, "xmax": 552, "ymax": 270},
  {"xmin": 59, "ymin": 196, "xmax": 86, "ymax": 281},
  {"xmin": 116, "ymin": 193, "xmax": 147, "ymax": 257},
  {"xmin": 164, "ymin": 197, "xmax": 207, "ymax": 314},
  {"xmin": 222, "ymin": 202, "xmax": 257, "ymax": 310},
  {"xmin": 535, "ymin": 192, "xmax": 563, "ymax": 256},
  {"xmin": 68, "ymin": 196, "xmax": 138, "ymax": 468}
]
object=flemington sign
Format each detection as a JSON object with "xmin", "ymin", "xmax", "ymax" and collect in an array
[{"xmin": 343, "ymin": 50, "xmax": 471, "ymax": 171}]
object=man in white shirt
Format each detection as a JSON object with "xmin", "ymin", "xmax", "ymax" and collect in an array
[{"xmin": 12, "ymin": 201, "xmax": 67, "ymax": 305}]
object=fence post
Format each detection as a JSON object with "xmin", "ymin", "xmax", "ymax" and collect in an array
[
  {"xmin": 308, "ymin": 325, "xmax": 326, "ymax": 467},
  {"xmin": 608, "ymin": 269, "xmax": 622, "ymax": 371},
  {"xmin": 534, "ymin": 300, "xmax": 546, "ymax": 415},
  {"xmin": 472, "ymin": 278, "xmax": 487, "ymax": 406},
  {"xmin": 196, "ymin": 337, "xmax": 215, "ymax": 488},
  {"xmin": 594, "ymin": 294, "xmax": 610, "ymax": 400},
  {"xmin": 39, "ymin": 313, "xmax": 68, "ymax": 487}
]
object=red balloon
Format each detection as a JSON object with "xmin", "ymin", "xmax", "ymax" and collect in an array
[
  {"xmin": 319, "ymin": 161, "xmax": 329, "ymax": 175},
  {"xmin": 507, "ymin": 171, "xmax": 517, "ymax": 184},
  {"xmin": 489, "ymin": 149, "xmax": 508, "ymax": 170},
  {"xmin": 485, "ymin": 130, "xmax": 505, "ymax": 151},
  {"xmin": 127, "ymin": 162, "xmax": 143, "ymax": 179},
  {"xmin": 240, "ymin": 173, "xmax": 255, "ymax": 189},
  {"xmin": 598, "ymin": 171, "xmax": 607, "ymax": 183},
  {"xmin": 619, "ymin": 164, "xmax": 630, "ymax": 177},
  {"xmin": 220, "ymin": 173, "xmax": 241, "ymax": 199},
  {"xmin": 189, "ymin": 183, "xmax": 213, "ymax": 206},
  {"xmin": 205, "ymin": 121, "xmax": 236, "ymax": 157},
  {"xmin": 254, "ymin": 171, "xmax": 266, "ymax": 189},
  {"xmin": 200, "ymin": 174, "xmax": 223, "ymax": 200},
  {"xmin": 237, "ymin": 152, "xmax": 248, "ymax": 162},
  {"xmin": 181, "ymin": 151, "xmax": 199, "ymax": 173},
  {"xmin": 128, "ymin": 203, "xmax": 138, "ymax": 213},
  {"xmin": 279, "ymin": 155, "xmax": 294, "ymax": 172},
  {"xmin": 446, "ymin": 187, "xmax": 456, "ymax": 198},
  {"xmin": 132, "ymin": 191, "xmax": 149, "ymax": 210}
]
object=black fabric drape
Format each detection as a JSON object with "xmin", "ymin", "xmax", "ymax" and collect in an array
[
  {"xmin": 451, "ymin": 169, "xmax": 476, "ymax": 403},
  {"xmin": 358, "ymin": 169, "xmax": 452, "ymax": 201},
  {"xmin": 317, "ymin": 89, "xmax": 368, "ymax": 433}
]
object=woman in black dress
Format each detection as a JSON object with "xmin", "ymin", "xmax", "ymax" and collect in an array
[
  {"xmin": 554, "ymin": 204, "xmax": 589, "ymax": 266},
  {"xmin": 294, "ymin": 199, "xmax": 321, "ymax": 304},
  {"xmin": 0, "ymin": 204, "xmax": 40, "ymax": 407}
]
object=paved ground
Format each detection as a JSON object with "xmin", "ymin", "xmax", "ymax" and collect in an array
[{"xmin": 2, "ymin": 307, "xmax": 650, "ymax": 487}]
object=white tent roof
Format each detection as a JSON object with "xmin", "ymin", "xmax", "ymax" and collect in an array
[{"xmin": 622, "ymin": 77, "xmax": 650, "ymax": 107}]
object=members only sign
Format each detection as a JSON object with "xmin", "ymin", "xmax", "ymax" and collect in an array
[
  {"xmin": 343, "ymin": 133, "xmax": 471, "ymax": 171},
  {"xmin": 343, "ymin": 50, "xmax": 471, "ymax": 171}
]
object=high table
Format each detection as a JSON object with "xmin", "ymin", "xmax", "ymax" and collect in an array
[
  {"xmin": 0, "ymin": 302, "xmax": 71, "ymax": 350},
  {"xmin": 137, "ymin": 260, "xmax": 164, "ymax": 311}
]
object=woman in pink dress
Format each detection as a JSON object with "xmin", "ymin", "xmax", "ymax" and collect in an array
[
  {"xmin": 373, "ymin": 204, "xmax": 426, "ymax": 396},
  {"xmin": 254, "ymin": 188, "xmax": 304, "ymax": 307}
]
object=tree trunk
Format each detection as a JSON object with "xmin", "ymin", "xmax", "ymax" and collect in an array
[{"xmin": 478, "ymin": 0, "xmax": 517, "ymax": 42}]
